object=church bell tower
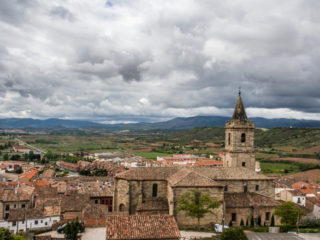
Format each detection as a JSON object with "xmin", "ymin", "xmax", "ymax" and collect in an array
[{"xmin": 224, "ymin": 91, "xmax": 255, "ymax": 170}]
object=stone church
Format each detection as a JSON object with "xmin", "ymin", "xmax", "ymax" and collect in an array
[{"xmin": 113, "ymin": 93, "xmax": 280, "ymax": 227}]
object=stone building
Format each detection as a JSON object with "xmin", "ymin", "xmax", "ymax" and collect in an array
[
  {"xmin": 113, "ymin": 92, "xmax": 280, "ymax": 227},
  {"xmin": 224, "ymin": 91, "xmax": 255, "ymax": 170}
]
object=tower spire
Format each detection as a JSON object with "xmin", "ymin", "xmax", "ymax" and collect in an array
[{"xmin": 232, "ymin": 91, "xmax": 248, "ymax": 121}]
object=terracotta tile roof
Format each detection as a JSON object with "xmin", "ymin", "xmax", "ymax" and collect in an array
[
  {"xmin": 106, "ymin": 215, "xmax": 181, "ymax": 240},
  {"xmin": 82, "ymin": 204, "xmax": 109, "ymax": 218},
  {"xmin": 34, "ymin": 179, "xmax": 50, "ymax": 187},
  {"xmin": 60, "ymin": 194, "xmax": 91, "ymax": 213},
  {"xmin": 8, "ymin": 208, "xmax": 44, "ymax": 221},
  {"xmin": 57, "ymin": 161, "xmax": 78, "ymax": 170},
  {"xmin": 0, "ymin": 187, "xmax": 34, "ymax": 202},
  {"xmin": 192, "ymin": 160, "xmax": 223, "ymax": 166},
  {"xmin": 167, "ymin": 168, "xmax": 223, "ymax": 187},
  {"xmin": 115, "ymin": 167, "xmax": 179, "ymax": 181},
  {"xmin": 40, "ymin": 169, "xmax": 56, "ymax": 178},
  {"xmin": 225, "ymin": 192, "xmax": 280, "ymax": 208},
  {"xmin": 13, "ymin": 145, "xmax": 30, "ymax": 150},
  {"xmin": 19, "ymin": 168, "xmax": 39, "ymax": 180},
  {"xmin": 194, "ymin": 167, "xmax": 270, "ymax": 180}
]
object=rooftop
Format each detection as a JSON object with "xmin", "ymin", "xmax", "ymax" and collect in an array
[
  {"xmin": 167, "ymin": 168, "xmax": 223, "ymax": 187},
  {"xmin": 225, "ymin": 192, "xmax": 280, "ymax": 208},
  {"xmin": 106, "ymin": 215, "xmax": 181, "ymax": 240}
]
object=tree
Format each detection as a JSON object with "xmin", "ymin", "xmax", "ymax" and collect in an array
[
  {"xmin": 271, "ymin": 215, "xmax": 275, "ymax": 227},
  {"xmin": 257, "ymin": 216, "xmax": 261, "ymax": 226},
  {"xmin": 240, "ymin": 219, "xmax": 244, "ymax": 227},
  {"xmin": 229, "ymin": 220, "xmax": 233, "ymax": 227},
  {"xmin": 176, "ymin": 190, "xmax": 220, "ymax": 230},
  {"xmin": 250, "ymin": 216, "xmax": 254, "ymax": 228},
  {"xmin": 64, "ymin": 220, "xmax": 84, "ymax": 240},
  {"xmin": 274, "ymin": 202, "xmax": 304, "ymax": 232},
  {"xmin": 246, "ymin": 218, "xmax": 249, "ymax": 227},
  {"xmin": 0, "ymin": 228, "xmax": 13, "ymax": 240},
  {"xmin": 220, "ymin": 228, "xmax": 248, "ymax": 240},
  {"xmin": 3, "ymin": 153, "xmax": 9, "ymax": 160}
]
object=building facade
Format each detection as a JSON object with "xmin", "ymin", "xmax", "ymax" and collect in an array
[{"xmin": 113, "ymin": 93, "xmax": 279, "ymax": 227}]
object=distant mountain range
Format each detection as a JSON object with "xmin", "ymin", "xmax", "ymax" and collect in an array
[{"xmin": 0, "ymin": 116, "xmax": 320, "ymax": 130}]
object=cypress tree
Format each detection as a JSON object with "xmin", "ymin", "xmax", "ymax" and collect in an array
[
  {"xmin": 229, "ymin": 220, "xmax": 233, "ymax": 227},
  {"xmin": 246, "ymin": 218, "xmax": 249, "ymax": 227},
  {"xmin": 240, "ymin": 219, "xmax": 244, "ymax": 227},
  {"xmin": 250, "ymin": 216, "xmax": 254, "ymax": 227},
  {"xmin": 257, "ymin": 216, "xmax": 262, "ymax": 226},
  {"xmin": 271, "ymin": 215, "xmax": 275, "ymax": 226}
]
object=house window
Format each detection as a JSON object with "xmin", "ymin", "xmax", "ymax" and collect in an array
[
  {"xmin": 21, "ymin": 204, "xmax": 25, "ymax": 208},
  {"xmin": 297, "ymin": 198, "xmax": 301, "ymax": 203},
  {"xmin": 13, "ymin": 221, "xmax": 16, "ymax": 226},
  {"xmin": 45, "ymin": 222, "xmax": 48, "ymax": 226},
  {"xmin": 5, "ymin": 205, "xmax": 10, "ymax": 211},
  {"xmin": 241, "ymin": 133, "xmax": 246, "ymax": 143},
  {"xmin": 256, "ymin": 185, "xmax": 259, "ymax": 191},
  {"xmin": 35, "ymin": 220, "xmax": 38, "ymax": 225},
  {"xmin": 265, "ymin": 212, "xmax": 270, "ymax": 221},
  {"xmin": 244, "ymin": 186, "xmax": 248, "ymax": 192},
  {"xmin": 41, "ymin": 220, "xmax": 43, "ymax": 223},
  {"xmin": 152, "ymin": 183, "xmax": 158, "ymax": 197},
  {"xmin": 95, "ymin": 200, "xmax": 98, "ymax": 204},
  {"xmin": 232, "ymin": 213, "xmax": 236, "ymax": 222},
  {"xmin": 228, "ymin": 133, "xmax": 231, "ymax": 145},
  {"xmin": 224, "ymin": 185, "xmax": 228, "ymax": 192},
  {"xmin": 5, "ymin": 213, "xmax": 9, "ymax": 219},
  {"xmin": 242, "ymin": 162, "xmax": 246, "ymax": 167},
  {"xmin": 14, "ymin": 204, "xmax": 16, "ymax": 208}
]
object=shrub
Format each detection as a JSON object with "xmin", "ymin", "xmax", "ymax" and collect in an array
[
  {"xmin": 300, "ymin": 218, "xmax": 320, "ymax": 228},
  {"xmin": 220, "ymin": 228, "xmax": 248, "ymax": 240}
]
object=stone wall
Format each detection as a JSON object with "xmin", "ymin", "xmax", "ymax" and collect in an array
[
  {"xmin": 226, "ymin": 206, "xmax": 280, "ymax": 227},
  {"xmin": 113, "ymin": 179, "xmax": 129, "ymax": 213},
  {"xmin": 225, "ymin": 152, "xmax": 256, "ymax": 170},
  {"xmin": 173, "ymin": 187, "xmax": 224, "ymax": 227},
  {"xmin": 217, "ymin": 180, "xmax": 274, "ymax": 198},
  {"xmin": 225, "ymin": 127, "xmax": 255, "ymax": 152},
  {"xmin": 142, "ymin": 181, "xmax": 167, "ymax": 199}
]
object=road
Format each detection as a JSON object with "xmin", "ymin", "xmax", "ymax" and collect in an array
[{"xmin": 14, "ymin": 137, "xmax": 47, "ymax": 154}]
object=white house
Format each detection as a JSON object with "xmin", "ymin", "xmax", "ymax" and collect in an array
[{"xmin": 4, "ymin": 208, "xmax": 60, "ymax": 234}]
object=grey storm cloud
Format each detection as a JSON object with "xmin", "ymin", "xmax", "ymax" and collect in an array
[
  {"xmin": 50, "ymin": 6, "xmax": 75, "ymax": 21},
  {"xmin": 0, "ymin": 0, "xmax": 320, "ymax": 121}
]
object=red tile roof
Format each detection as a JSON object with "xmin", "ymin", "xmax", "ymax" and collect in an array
[
  {"xmin": 167, "ymin": 168, "xmax": 223, "ymax": 187},
  {"xmin": 19, "ymin": 168, "xmax": 39, "ymax": 180},
  {"xmin": 106, "ymin": 215, "xmax": 181, "ymax": 240}
]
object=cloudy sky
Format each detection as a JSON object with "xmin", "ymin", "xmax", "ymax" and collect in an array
[{"xmin": 0, "ymin": 0, "xmax": 320, "ymax": 123}]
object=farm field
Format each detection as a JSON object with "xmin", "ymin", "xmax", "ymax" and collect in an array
[{"xmin": 0, "ymin": 127, "xmax": 319, "ymax": 177}]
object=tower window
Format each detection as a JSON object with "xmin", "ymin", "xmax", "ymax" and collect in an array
[
  {"xmin": 241, "ymin": 133, "xmax": 246, "ymax": 143},
  {"xmin": 224, "ymin": 185, "xmax": 228, "ymax": 192},
  {"xmin": 228, "ymin": 133, "xmax": 231, "ymax": 145},
  {"xmin": 242, "ymin": 162, "xmax": 246, "ymax": 167},
  {"xmin": 256, "ymin": 185, "xmax": 259, "ymax": 191},
  {"xmin": 152, "ymin": 183, "xmax": 158, "ymax": 197},
  {"xmin": 244, "ymin": 186, "xmax": 248, "ymax": 192}
]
